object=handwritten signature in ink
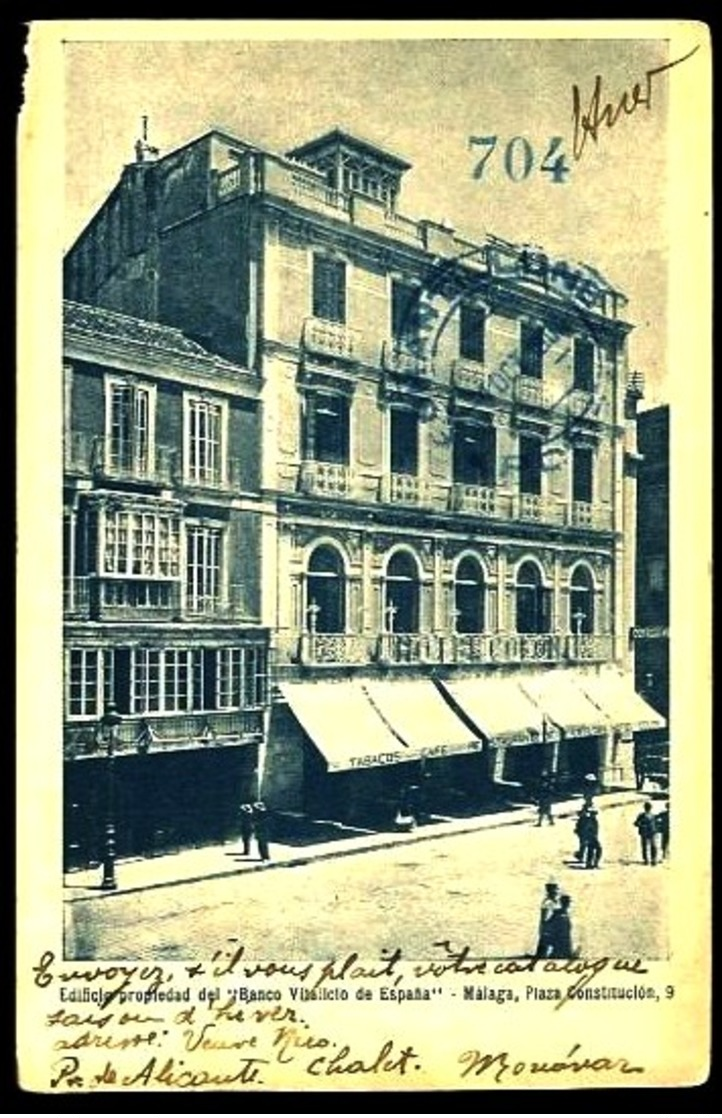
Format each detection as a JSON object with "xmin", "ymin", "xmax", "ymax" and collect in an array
[{"xmin": 571, "ymin": 45, "xmax": 700, "ymax": 161}]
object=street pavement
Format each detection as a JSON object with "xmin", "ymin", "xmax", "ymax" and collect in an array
[{"xmin": 65, "ymin": 796, "xmax": 669, "ymax": 962}]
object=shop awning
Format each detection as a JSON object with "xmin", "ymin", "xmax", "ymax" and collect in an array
[
  {"xmin": 280, "ymin": 681, "xmax": 479, "ymax": 772},
  {"xmin": 362, "ymin": 680, "xmax": 482, "ymax": 761},
  {"xmin": 576, "ymin": 670, "xmax": 666, "ymax": 733},
  {"xmin": 518, "ymin": 671, "xmax": 611, "ymax": 738},
  {"xmin": 437, "ymin": 675, "xmax": 549, "ymax": 746}
]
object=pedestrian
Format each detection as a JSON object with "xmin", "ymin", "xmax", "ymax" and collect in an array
[
  {"xmin": 548, "ymin": 894, "xmax": 575, "ymax": 958},
  {"xmin": 534, "ymin": 880, "xmax": 561, "ymax": 959},
  {"xmin": 239, "ymin": 802, "xmax": 254, "ymax": 856},
  {"xmin": 575, "ymin": 805, "xmax": 602, "ymax": 868},
  {"xmin": 656, "ymin": 801, "xmax": 670, "ymax": 861},
  {"xmin": 535, "ymin": 770, "xmax": 555, "ymax": 827},
  {"xmin": 633, "ymin": 743, "xmax": 647, "ymax": 792},
  {"xmin": 634, "ymin": 801, "xmax": 658, "ymax": 865},
  {"xmin": 252, "ymin": 801, "xmax": 271, "ymax": 862}
]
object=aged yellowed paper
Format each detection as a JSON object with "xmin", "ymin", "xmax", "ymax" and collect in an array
[{"xmin": 18, "ymin": 19, "xmax": 711, "ymax": 1092}]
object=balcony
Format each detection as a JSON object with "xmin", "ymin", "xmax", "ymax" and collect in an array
[
  {"xmin": 451, "ymin": 483, "xmax": 508, "ymax": 517},
  {"xmin": 451, "ymin": 360, "xmax": 493, "ymax": 395},
  {"xmin": 64, "ymin": 709, "xmax": 265, "ymax": 762},
  {"xmin": 299, "ymin": 633, "xmax": 370, "ymax": 666},
  {"xmin": 182, "ymin": 583, "xmax": 246, "ymax": 621},
  {"xmin": 299, "ymin": 460, "xmax": 351, "ymax": 498},
  {"xmin": 381, "ymin": 339, "xmax": 431, "ymax": 379},
  {"xmin": 514, "ymin": 377, "xmax": 549, "ymax": 408},
  {"xmin": 66, "ymin": 434, "xmax": 176, "ymax": 486},
  {"xmin": 63, "ymin": 578, "xmax": 246, "ymax": 621},
  {"xmin": 386, "ymin": 472, "xmax": 423, "ymax": 506},
  {"xmin": 568, "ymin": 501, "xmax": 613, "ymax": 531},
  {"xmin": 302, "ymin": 317, "xmax": 360, "ymax": 360},
  {"xmin": 514, "ymin": 492, "xmax": 566, "ymax": 525},
  {"xmin": 178, "ymin": 456, "xmax": 245, "ymax": 494}
]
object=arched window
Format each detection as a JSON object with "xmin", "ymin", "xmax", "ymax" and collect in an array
[
  {"xmin": 455, "ymin": 556, "xmax": 485, "ymax": 634},
  {"xmin": 516, "ymin": 560, "xmax": 550, "ymax": 634},
  {"xmin": 570, "ymin": 566, "xmax": 595, "ymax": 634},
  {"xmin": 385, "ymin": 551, "xmax": 420, "ymax": 634},
  {"xmin": 306, "ymin": 545, "xmax": 345, "ymax": 634}
]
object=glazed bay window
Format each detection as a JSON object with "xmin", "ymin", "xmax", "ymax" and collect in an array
[
  {"xmin": 186, "ymin": 525, "xmax": 222, "ymax": 613},
  {"xmin": 453, "ymin": 421, "xmax": 496, "ymax": 487},
  {"xmin": 68, "ymin": 648, "xmax": 100, "ymax": 717},
  {"xmin": 312, "ymin": 256, "xmax": 346, "ymax": 323},
  {"xmin": 217, "ymin": 647, "xmax": 268, "ymax": 709},
  {"xmin": 520, "ymin": 322, "xmax": 544, "ymax": 380},
  {"xmin": 304, "ymin": 393, "xmax": 350, "ymax": 464},
  {"xmin": 459, "ymin": 304, "xmax": 486, "ymax": 363},
  {"xmin": 186, "ymin": 396, "xmax": 226, "ymax": 486},
  {"xmin": 102, "ymin": 509, "xmax": 180, "ymax": 577},
  {"xmin": 106, "ymin": 380, "xmax": 153, "ymax": 475},
  {"xmin": 573, "ymin": 338, "xmax": 595, "ymax": 392}
]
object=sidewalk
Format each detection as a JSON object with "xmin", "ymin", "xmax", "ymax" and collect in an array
[{"xmin": 64, "ymin": 790, "xmax": 646, "ymax": 901}]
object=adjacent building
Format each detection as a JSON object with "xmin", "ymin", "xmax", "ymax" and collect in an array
[
  {"xmin": 634, "ymin": 404, "xmax": 670, "ymax": 783},
  {"xmin": 63, "ymin": 124, "xmax": 665, "ymax": 838},
  {"xmin": 63, "ymin": 300, "xmax": 270, "ymax": 865}
]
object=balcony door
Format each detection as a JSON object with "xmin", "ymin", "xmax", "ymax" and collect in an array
[
  {"xmin": 570, "ymin": 565, "xmax": 595, "ymax": 633},
  {"xmin": 516, "ymin": 560, "xmax": 550, "ymax": 634},
  {"xmin": 385, "ymin": 551, "xmax": 420, "ymax": 634},
  {"xmin": 306, "ymin": 545, "xmax": 346, "ymax": 634},
  {"xmin": 454, "ymin": 556, "xmax": 485, "ymax": 633}
]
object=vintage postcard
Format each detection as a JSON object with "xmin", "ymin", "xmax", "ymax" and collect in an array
[{"xmin": 17, "ymin": 20, "xmax": 711, "ymax": 1093}]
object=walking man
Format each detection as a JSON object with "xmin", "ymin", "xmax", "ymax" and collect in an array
[
  {"xmin": 535, "ymin": 770, "xmax": 555, "ymax": 827},
  {"xmin": 252, "ymin": 801, "xmax": 271, "ymax": 862},
  {"xmin": 239, "ymin": 802, "xmax": 254, "ymax": 856},
  {"xmin": 534, "ymin": 880, "xmax": 561, "ymax": 959},
  {"xmin": 656, "ymin": 801, "xmax": 670, "ymax": 861},
  {"xmin": 575, "ymin": 804, "xmax": 602, "ymax": 868},
  {"xmin": 634, "ymin": 801, "xmax": 658, "ymax": 865},
  {"xmin": 548, "ymin": 894, "xmax": 575, "ymax": 959}
]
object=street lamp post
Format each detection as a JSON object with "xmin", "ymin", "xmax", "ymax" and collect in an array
[{"xmin": 99, "ymin": 703, "xmax": 122, "ymax": 891}]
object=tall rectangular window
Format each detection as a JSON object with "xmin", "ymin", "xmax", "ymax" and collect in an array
[
  {"xmin": 312, "ymin": 257, "xmax": 346, "ymax": 323},
  {"xmin": 163, "ymin": 650, "xmax": 191, "ymax": 712},
  {"xmin": 304, "ymin": 393, "xmax": 350, "ymax": 464},
  {"xmin": 453, "ymin": 422, "xmax": 496, "ymax": 486},
  {"xmin": 133, "ymin": 649, "xmax": 162, "ymax": 713},
  {"xmin": 519, "ymin": 434, "xmax": 543, "ymax": 494},
  {"xmin": 186, "ymin": 526, "xmax": 222, "ymax": 613},
  {"xmin": 573, "ymin": 338, "xmax": 595, "ymax": 391},
  {"xmin": 390, "ymin": 409, "xmax": 419, "ymax": 475},
  {"xmin": 68, "ymin": 649, "xmax": 100, "ymax": 717},
  {"xmin": 459, "ymin": 305, "xmax": 486, "ymax": 363},
  {"xmin": 572, "ymin": 446, "xmax": 594, "ymax": 503},
  {"xmin": 108, "ymin": 382, "xmax": 151, "ymax": 474},
  {"xmin": 391, "ymin": 280, "xmax": 420, "ymax": 347},
  {"xmin": 520, "ymin": 322, "xmax": 544, "ymax": 380},
  {"xmin": 188, "ymin": 398, "xmax": 224, "ymax": 485}
]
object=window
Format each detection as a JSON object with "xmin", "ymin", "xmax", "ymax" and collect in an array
[
  {"xmin": 187, "ymin": 397, "xmax": 225, "ymax": 486},
  {"xmin": 455, "ymin": 556, "xmax": 485, "ymax": 634},
  {"xmin": 516, "ymin": 561, "xmax": 551, "ymax": 634},
  {"xmin": 520, "ymin": 322, "xmax": 544, "ymax": 380},
  {"xmin": 453, "ymin": 422, "xmax": 496, "ymax": 487},
  {"xmin": 68, "ymin": 649, "xmax": 100, "ymax": 717},
  {"xmin": 390, "ymin": 409, "xmax": 419, "ymax": 475},
  {"xmin": 459, "ymin": 305, "xmax": 486, "ymax": 363},
  {"xmin": 572, "ymin": 447, "xmax": 594, "ymax": 503},
  {"xmin": 306, "ymin": 545, "xmax": 346, "ymax": 634},
  {"xmin": 648, "ymin": 557, "xmax": 667, "ymax": 593},
  {"xmin": 570, "ymin": 566, "xmax": 595, "ymax": 634},
  {"xmin": 102, "ymin": 509, "xmax": 180, "ymax": 577},
  {"xmin": 519, "ymin": 435, "xmax": 543, "ymax": 495},
  {"xmin": 186, "ymin": 525, "xmax": 222, "ymax": 613},
  {"xmin": 133, "ymin": 649, "xmax": 162, "ymax": 713},
  {"xmin": 304, "ymin": 393, "xmax": 349, "ymax": 464},
  {"xmin": 391, "ymin": 280, "xmax": 421, "ymax": 348},
  {"xmin": 573, "ymin": 338, "xmax": 595, "ymax": 392},
  {"xmin": 385, "ymin": 551, "xmax": 420, "ymax": 634},
  {"xmin": 312, "ymin": 256, "xmax": 346, "ymax": 324},
  {"xmin": 107, "ymin": 381, "xmax": 152, "ymax": 475}
]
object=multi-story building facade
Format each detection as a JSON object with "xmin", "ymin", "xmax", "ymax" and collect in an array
[
  {"xmin": 63, "ymin": 300, "xmax": 270, "ymax": 865},
  {"xmin": 634, "ymin": 404, "xmax": 670, "ymax": 783},
  {"xmin": 64, "ymin": 125, "xmax": 664, "ymax": 831}
]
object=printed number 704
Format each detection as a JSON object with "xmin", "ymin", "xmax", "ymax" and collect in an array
[{"xmin": 468, "ymin": 136, "xmax": 571, "ymax": 184}]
